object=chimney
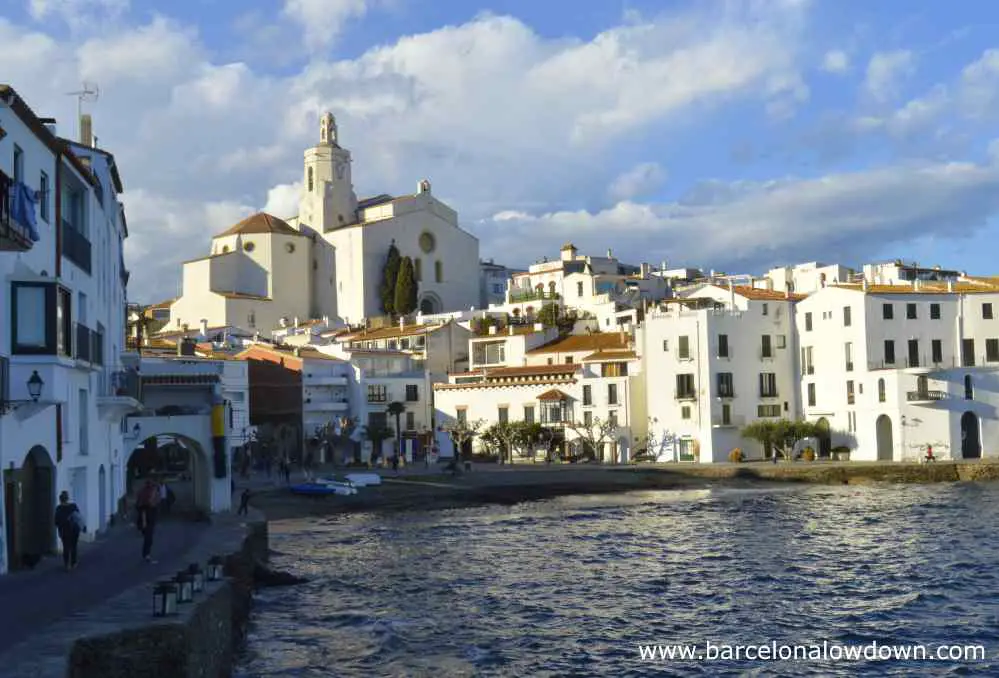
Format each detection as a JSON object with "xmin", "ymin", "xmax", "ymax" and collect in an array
[
  {"xmin": 640, "ymin": 263, "xmax": 651, "ymax": 278},
  {"xmin": 660, "ymin": 260, "xmax": 667, "ymax": 272},
  {"xmin": 947, "ymin": 280, "xmax": 955, "ymax": 292},
  {"xmin": 728, "ymin": 279, "xmax": 735, "ymax": 307},
  {"xmin": 399, "ymin": 316, "xmax": 405, "ymax": 330},
  {"xmin": 509, "ymin": 325, "xmax": 514, "ymax": 336},
  {"xmin": 39, "ymin": 117, "xmax": 57, "ymax": 136},
  {"xmin": 607, "ymin": 249, "xmax": 613, "ymax": 258},
  {"xmin": 200, "ymin": 318, "xmax": 208, "ymax": 337},
  {"xmin": 294, "ymin": 316, "xmax": 300, "ymax": 328},
  {"xmin": 785, "ymin": 284, "xmax": 791, "ymax": 300},
  {"xmin": 862, "ymin": 278, "xmax": 869, "ymax": 292},
  {"xmin": 323, "ymin": 315, "xmax": 329, "ymax": 327},
  {"xmin": 914, "ymin": 279, "xmax": 921, "ymax": 291},
  {"xmin": 178, "ymin": 337, "xmax": 196, "ymax": 356},
  {"xmin": 80, "ymin": 113, "xmax": 93, "ymax": 148}
]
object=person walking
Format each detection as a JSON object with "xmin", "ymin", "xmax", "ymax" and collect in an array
[
  {"xmin": 238, "ymin": 488, "xmax": 252, "ymax": 516},
  {"xmin": 136, "ymin": 480, "xmax": 160, "ymax": 563},
  {"xmin": 54, "ymin": 491, "xmax": 85, "ymax": 571}
]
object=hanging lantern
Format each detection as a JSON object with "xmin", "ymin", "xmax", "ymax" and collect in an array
[
  {"xmin": 187, "ymin": 563, "xmax": 205, "ymax": 593},
  {"xmin": 174, "ymin": 572, "xmax": 194, "ymax": 603},
  {"xmin": 153, "ymin": 581, "xmax": 178, "ymax": 617},
  {"xmin": 206, "ymin": 556, "xmax": 225, "ymax": 581}
]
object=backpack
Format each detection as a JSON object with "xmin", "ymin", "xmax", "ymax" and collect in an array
[{"xmin": 69, "ymin": 510, "xmax": 86, "ymax": 533}]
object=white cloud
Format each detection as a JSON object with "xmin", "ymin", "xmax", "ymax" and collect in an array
[
  {"xmin": 262, "ymin": 183, "xmax": 303, "ymax": 219},
  {"xmin": 989, "ymin": 140, "xmax": 999, "ymax": 164},
  {"xmin": 609, "ymin": 162, "xmax": 667, "ymax": 201},
  {"xmin": 864, "ymin": 50, "xmax": 915, "ymax": 102},
  {"xmin": 485, "ymin": 161, "xmax": 999, "ymax": 271},
  {"xmin": 27, "ymin": 0, "xmax": 129, "ymax": 28},
  {"xmin": 822, "ymin": 49, "xmax": 848, "ymax": 73},
  {"xmin": 282, "ymin": 0, "xmax": 371, "ymax": 53}
]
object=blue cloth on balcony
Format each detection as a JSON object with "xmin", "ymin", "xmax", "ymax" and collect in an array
[{"xmin": 11, "ymin": 181, "xmax": 40, "ymax": 242}]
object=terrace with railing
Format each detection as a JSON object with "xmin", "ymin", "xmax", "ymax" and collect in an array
[
  {"xmin": 74, "ymin": 323, "xmax": 103, "ymax": 366},
  {"xmin": 61, "ymin": 219, "xmax": 92, "ymax": 274}
]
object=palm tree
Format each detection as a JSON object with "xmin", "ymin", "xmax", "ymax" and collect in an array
[
  {"xmin": 363, "ymin": 424, "xmax": 395, "ymax": 466},
  {"xmin": 386, "ymin": 401, "xmax": 406, "ymax": 460}
]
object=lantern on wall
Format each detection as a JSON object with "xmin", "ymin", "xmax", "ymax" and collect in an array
[
  {"xmin": 187, "ymin": 563, "xmax": 205, "ymax": 593},
  {"xmin": 174, "ymin": 572, "xmax": 194, "ymax": 603},
  {"xmin": 207, "ymin": 556, "xmax": 225, "ymax": 581},
  {"xmin": 153, "ymin": 581, "xmax": 178, "ymax": 617}
]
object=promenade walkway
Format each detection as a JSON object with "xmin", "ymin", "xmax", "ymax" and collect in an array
[{"xmin": 0, "ymin": 517, "xmax": 209, "ymax": 656}]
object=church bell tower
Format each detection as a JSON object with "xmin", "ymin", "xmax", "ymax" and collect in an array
[{"xmin": 301, "ymin": 112, "xmax": 358, "ymax": 233}]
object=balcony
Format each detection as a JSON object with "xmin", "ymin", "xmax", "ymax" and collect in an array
[
  {"xmin": 304, "ymin": 398, "xmax": 350, "ymax": 412},
  {"xmin": 712, "ymin": 414, "xmax": 746, "ymax": 428},
  {"xmin": 906, "ymin": 390, "xmax": 948, "ymax": 404},
  {"xmin": 303, "ymin": 374, "xmax": 349, "ymax": 386},
  {"xmin": 759, "ymin": 351, "xmax": 775, "ymax": 361},
  {"xmin": 0, "ymin": 170, "xmax": 34, "ymax": 251},
  {"xmin": 61, "ymin": 219, "xmax": 92, "ymax": 275},
  {"xmin": 759, "ymin": 391, "xmax": 779, "ymax": 399},
  {"xmin": 716, "ymin": 390, "xmax": 735, "ymax": 399},
  {"xmin": 73, "ymin": 323, "xmax": 103, "ymax": 366},
  {"xmin": 509, "ymin": 289, "xmax": 559, "ymax": 303},
  {"xmin": 868, "ymin": 357, "xmax": 955, "ymax": 372},
  {"xmin": 674, "ymin": 390, "xmax": 697, "ymax": 401},
  {"xmin": 97, "ymin": 369, "xmax": 142, "ymax": 421}
]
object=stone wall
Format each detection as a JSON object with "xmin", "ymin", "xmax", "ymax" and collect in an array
[{"xmin": 64, "ymin": 515, "xmax": 268, "ymax": 678}]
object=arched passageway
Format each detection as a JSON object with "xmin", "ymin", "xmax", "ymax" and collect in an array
[
  {"xmin": 126, "ymin": 435, "xmax": 212, "ymax": 517},
  {"xmin": 876, "ymin": 415, "xmax": 894, "ymax": 461},
  {"xmin": 961, "ymin": 411, "xmax": 981, "ymax": 459},
  {"xmin": 3, "ymin": 446, "xmax": 56, "ymax": 569},
  {"xmin": 815, "ymin": 417, "xmax": 832, "ymax": 458}
]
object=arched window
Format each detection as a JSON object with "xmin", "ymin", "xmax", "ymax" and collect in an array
[
  {"xmin": 307, "ymin": 167, "xmax": 314, "ymax": 192},
  {"xmin": 548, "ymin": 281, "xmax": 556, "ymax": 296},
  {"xmin": 965, "ymin": 374, "xmax": 974, "ymax": 400},
  {"xmin": 878, "ymin": 378, "xmax": 886, "ymax": 403},
  {"xmin": 414, "ymin": 258, "xmax": 422, "ymax": 281},
  {"xmin": 435, "ymin": 260, "xmax": 443, "ymax": 283}
]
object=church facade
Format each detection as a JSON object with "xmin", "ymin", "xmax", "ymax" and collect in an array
[{"xmin": 166, "ymin": 113, "xmax": 480, "ymax": 334}]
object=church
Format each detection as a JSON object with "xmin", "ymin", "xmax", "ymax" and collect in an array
[{"xmin": 166, "ymin": 113, "xmax": 480, "ymax": 334}]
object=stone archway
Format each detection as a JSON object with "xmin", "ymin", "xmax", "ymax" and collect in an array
[
  {"xmin": 815, "ymin": 417, "xmax": 832, "ymax": 458},
  {"xmin": 876, "ymin": 415, "xmax": 894, "ymax": 461},
  {"xmin": 961, "ymin": 411, "xmax": 981, "ymax": 459},
  {"xmin": 4, "ymin": 446, "xmax": 56, "ymax": 569},
  {"xmin": 418, "ymin": 292, "xmax": 442, "ymax": 315},
  {"xmin": 126, "ymin": 434, "xmax": 213, "ymax": 517}
]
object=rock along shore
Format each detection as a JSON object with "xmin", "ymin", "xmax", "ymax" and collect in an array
[{"xmin": 250, "ymin": 460, "xmax": 999, "ymax": 521}]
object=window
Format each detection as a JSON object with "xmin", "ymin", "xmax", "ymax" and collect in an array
[
  {"xmin": 846, "ymin": 380, "xmax": 855, "ymax": 405},
  {"xmin": 962, "ymin": 339, "xmax": 976, "ymax": 367},
  {"xmin": 884, "ymin": 340, "xmax": 896, "ymax": 365},
  {"xmin": 523, "ymin": 405, "xmax": 535, "ymax": 424},
  {"xmin": 78, "ymin": 389, "xmax": 88, "ymax": 455},
  {"xmin": 987, "ymin": 338, "xmax": 999, "ymax": 362},
  {"xmin": 930, "ymin": 303, "xmax": 941, "ymax": 320},
  {"xmin": 607, "ymin": 383, "xmax": 618, "ymax": 405},
  {"xmin": 307, "ymin": 166, "xmax": 314, "ymax": 192},
  {"xmin": 678, "ymin": 336, "xmax": 690, "ymax": 360},
  {"xmin": 807, "ymin": 383, "xmax": 816, "ymax": 407},
  {"xmin": 801, "ymin": 346, "xmax": 814, "ymax": 375},
  {"xmin": 498, "ymin": 406, "xmax": 509, "ymax": 424},
  {"xmin": 608, "ymin": 411, "xmax": 618, "ymax": 428},
  {"xmin": 775, "ymin": 335, "xmax": 786, "ymax": 349},
  {"xmin": 285, "ymin": 242, "xmax": 295, "ymax": 253},
  {"xmin": 565, "ymin": 356, "xmax": 573, "ymax": 364},
  {"xmin": 883, "ymin": 303, "xmax": 894, "ymax": 320},
  {"xmin": 718, "ymin": 334, "xmax": 729, "ymax": 358},
  {"xmin": 39, "ymin": 171, "xmax": 49, "ymax": 222},
  {"xmin": 675, "ymin": 373, "xmax": 695, "ymax": 398},
  {"xmin": 405, "ymin": 384, "xmax": 418, "ymax": 401},
  {"xmin": 472, "ymin": 341, "xmax": 505, "ymax": 365},
  {"xmin": 367, "ymin": 384, "xmax": 387, "ymax": 402},
  {"xmin": 758, "ymin": 404, "xmax": 780, "ymax": 417},
  {"xmin": 456, "ymin": 409, "xmax": 467, "ymax": 426},
  {"xmin": 844, "ymin": 306, "xmax": 852, "ymax": 327},
  {"xmin": 406, "ymin": 411, "xmax": 415, "ymax": 430},
  {"xmin": 761, "ymin": 334, "xmax": 772, "ymax": 358},
  {"xmin": 985, "ymin": 303, "xmax": 995, "ymax": 320},
  {"xmin": 414, "ymin": 258, "xmax": 422, "ymax": 281},
  {"xmin": 601, "ymin": 362, "xmax": 627, "ymax": 377},
  {"xmin": 243, "ymin": 241, "xmax": 255, "ymax": 252},
  {"xmin": 435, "ymin": 260, "xmax": 443, "ymax": 283},
  {"xmin": 908, "ymin": 339, "xmax": 919, "ymax": 368},
  {"xmin": 681, "ymin": 406, "xmax": 691, "ymax": 420},
  {"xmin": 662, "ymin": 339, "xmax": 669, "ymax": 352},
  {"xmin": 582, "ymin": 384, "xmax": 592, "ymax": 406},
  {"xmin": 762, "ymin": 303, "xmax": 769, "ymax": 316},
  {"xmin": 717, "ymin": 372, "xmax": 734, "ymax": 397},
  {"xmin": 878, "ymin": 378, "xmax": 886, "ymax": 403},
  {"xmin": 577, "ymin": 281, "xmax": 584, "ymax": 297},
  {"xmin": 804, "ymin": 313, "xmax": 812, "ymax": 332},
  {"xmin": 419, "ymin": 232, "xmax": 436, "ymax": 253},
  {"xmin": 721, "ymin": 404, "xmax": 732, "ymax": 426},
  {"xmin": 759, "ymin": 373, "xmax": 778, "ymax": 398},
  {"xmin": 965, "ymin": 375, "xmax": 974, "ymax": 400},
  {"xmin": 11, "ymin": 282, "xmax": 72, "ymax": 356},
  {"xmin": 932, "ymin": 339, "xmax": 943, "ymax": 364},
  {"xmin": 906, "ymin": 303, "xmax": 917, "ymax": 320},
  {"xmin": 12, "ymin": 144, "xmax": 23, "ymax": 183},
  {"xmin": 583, "ymin": 411, "xmax": 592, "ymax": 427}
]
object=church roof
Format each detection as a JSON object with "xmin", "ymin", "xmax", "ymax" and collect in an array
[{"xmin": 215, "ymin": 212, "xmax": 307, "ymax": 238}]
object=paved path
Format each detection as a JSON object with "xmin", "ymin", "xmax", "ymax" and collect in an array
[{"xmin": 0, "ymin": 518, "xmax": 209, "ymax": 656}]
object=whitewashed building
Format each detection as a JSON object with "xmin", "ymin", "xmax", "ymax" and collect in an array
[
  {"xmin": 0, "ymin": 86, "xmax": 135, "ymax": 573},
  {"xmin": 795, "ymin": 280, "xmax": 999, "ymax": 461},
  {"xmin": 640, "ymin": 285, "xmax": 802, "ymax": 462},
  {"xmin": 334, "ymin": 319, "xmax": 472, "ymax": 378}
]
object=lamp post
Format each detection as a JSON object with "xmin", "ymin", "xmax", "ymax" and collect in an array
[
  {"xmin": 187, "ymin": 563, "xmax": 205, "ymax": 593},
  {"xmin": 153, "ymin": 581, "xmax": 178, "ymax": 617},
  {"xmin": 0, "ymin": 370, "xmax": 44, "ymax": 415},
  {"xmin": 206, "ymin": 556, "xmax": 225, "ymax": 581},
  {"xmin": 174, "ymin": 572, "xmax": 194, "ymax": 603}
]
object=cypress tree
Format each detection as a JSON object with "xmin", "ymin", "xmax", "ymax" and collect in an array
[
  {"xmin": 394, "ymin": 256, "xmax": 419, "ymax": 315},
  {"xmin": 379, "ymin": 243, "xmax": 401, "ymax": 315}
]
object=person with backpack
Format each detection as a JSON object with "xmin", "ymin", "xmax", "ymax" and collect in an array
[
  {"xmin": 54, "ymin": 491, "xmax": 85, "ymax": 571},
  {"xmin": 136, "ymin": 480, "xmax": 161, "ymax": 563}
]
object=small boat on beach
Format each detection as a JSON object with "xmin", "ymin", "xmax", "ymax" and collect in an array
[
  {"xmin": 290, "ymin": 482, "xmax": 357, "ymax": 496},
  {"xmin": 344, "ymin": 473, "xmax": 382, "ymax": 487}
]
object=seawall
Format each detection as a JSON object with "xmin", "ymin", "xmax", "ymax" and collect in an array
[{"xmin": 0, "ymin": 512, "xmax": 268, "ymax": 678}]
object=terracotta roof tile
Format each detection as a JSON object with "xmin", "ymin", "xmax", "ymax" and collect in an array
[
  {"xmin": 215, "ymin": 212, "xmax": 308, "ymax": 238},
  {"xmin": 340, "ymin": 323, "xmax": 441, "ymax": 342},
  {"xmin": 731, "ymin": 285, "xmax": 807, "ymax": 302},
  {"xmin": 537, "ymin": 388, "xmax": 571, "ymax": 401},
  {"xmin": 581, "ymin": 350, "xmax": 638, "ymax": 362},
  {"xmin": 485, "ymin": 364, "xmax": 578, "ymax": 378},
  {"xmin": 527, "ymin": 333, "xmax": 629, "ymax": 355},
  {"xmin": 833, "ymin": 282, "xmax": 999, "ymax": 295}
]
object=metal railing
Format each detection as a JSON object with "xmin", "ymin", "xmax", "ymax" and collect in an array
[
  {"xmin": 906, "ymin": 390, "xmax": 948, "ymax": 402},
  {"xmin": 110, "ymin": 369, "xmax": 141, "ymax": 399},
  {"xmin": 74, "ymin": 324, "xmax": 102, "ymax": 365},
  {"xmin": 61, "ymin": 219, "xmax": 92, "ymax": 274},
  {"xmin": 509, "ymin": 290, "xmax": 560, "ymax": 303},
  {"xmin": 674, "ymin": 390, "xmax": 697, "ymax": 401}
]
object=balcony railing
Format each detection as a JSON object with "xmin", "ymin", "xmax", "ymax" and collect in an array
[
  {"xmin": 868, "ymin": 356, "xmax": 961, "ymax": 371},
  {"xmin": 61, "ymin": 219, "xmax": 92, "ymax": 275},
  {"xmin": 712, "ymin": 414, "xmax": 746, "ymax": 427},
  {"xmin": 509, "ymin": 290, "xmax": 559, "ymax": 303},
  {"xmin": 675, "ymin": 390, "xmax": 697, "ymax": 401},
  {"xmin": 110, "ymin": 369, "xmax": 141, "ymax": 399},
  {"xmin": 716, "ymin": 390, "xmax": 735, "ymax": 399},
  {"xmin": 74, "ymin": 323, "xmax": 103, "ymax": 365},
  {"xmin": 0, "ymin": 170, "xmax": 35, "ymax": 251},
  {"xmin": 906, "ymin": 390, "xmax": 948, "ymax": 402}
]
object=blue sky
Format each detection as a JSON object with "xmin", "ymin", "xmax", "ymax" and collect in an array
[{"xmin": 3, "ymin": 0, "xmax": 999, "ymax": 302}]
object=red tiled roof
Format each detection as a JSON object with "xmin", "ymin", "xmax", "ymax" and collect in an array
[
  {"xmin": 537, "ymin": 388, "xmax": 570, "ymax": 401},
  {"xmin": 216, "ymin": 212, "xmax": 307, "ymax": 238},
  {"xmin": 527, "ymin": 333, "xmax": 629, "ymax": 355},
  {"xmin": 581, "ymin": 350, "xmax": 637, "ymax": 362}
]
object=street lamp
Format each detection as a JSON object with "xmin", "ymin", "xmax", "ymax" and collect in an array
[{"xmin": 0, "ymin": 370, "xmax": 44, "ymax": 415}]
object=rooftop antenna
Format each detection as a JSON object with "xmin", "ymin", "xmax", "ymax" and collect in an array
[{"xmin": 66, "ymin": 82, "xmax": 100, "ymax": 136}]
